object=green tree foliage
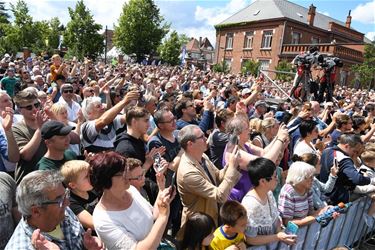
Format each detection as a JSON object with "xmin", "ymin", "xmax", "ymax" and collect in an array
[
  {"xmin": 45, "ymin": 17, "xmax": 64, "ymax": 52},
  {"xmin": 0, "ymin": 1, "xmax": 10, "ymax": 24},
  {"xmin": 275, "ymin": 60, "xmax": 295, "ymax": 81},
  {"xmin": 114, "ymin": 0, "xmax": 169, "ymax": 62},
  {"xmin": 158, "ymin": 31, "xmax": 188, "ymax": 65},
  {"xmin": 64, "ymin": 0, "xmax": 104, "ymax": 60},
  {"xmin": 213, "ymin": 61, "xmax": 229, "ymax": 73},
  {"xmin": 0, "ymin": 0, "xmax": 58, "ymax": 55},
  {"xmin": 351, "ymin": 42, "xmax": 375, "ymax": 89},
  {"xmin": 241, "ymin": 59, "xmax": 260, "ymax": 76}
]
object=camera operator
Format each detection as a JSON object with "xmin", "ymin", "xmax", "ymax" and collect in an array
[
  {"xmin": 290, "ymin": 46, "xmax": 321, "ymax": 102},
  {"xmin": 317, "ymin": 57, "xmax": 343, "ymax": 103}
]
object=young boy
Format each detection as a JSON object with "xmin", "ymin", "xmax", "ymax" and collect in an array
[
  {"xmin": 60, "ymin": 160, "xmax": 99, "ymax": 230},
  {"xmin": 50, "ymin": 54, "xmax": 66, "ymax": 82},
  {"xmin": 210, "ymin": 200, "xmax": 248, "ymax": 250}
]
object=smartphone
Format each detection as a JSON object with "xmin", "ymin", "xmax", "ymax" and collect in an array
[
  {"xmin": 153, "ymin": 153, "xmax": 163, "ymax": 173},
  {"xmin": 169, "ymin": 172, "xmax": 176, "ymax": 197},
  {"xmin": 285, "ymin": 221, "xmax": 299, "ymax": 235},
  {"xmin": 334, "ymin": 158, "xmax": 339, "ymax": 168}
]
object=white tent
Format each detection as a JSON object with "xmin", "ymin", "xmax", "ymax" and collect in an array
[{"xmin": 103, "ymin": 47, "xmax": 130, "ymax": 61}]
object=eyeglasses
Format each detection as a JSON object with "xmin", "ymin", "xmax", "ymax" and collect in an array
[
  {"xmin": 265, "ymin": 173, "xmax": 277, "ymax": 181},
  {"xmin": 195, "ymin": 134, "xmax": 205, "ymax": 140},
  {"xmin": 19, "ymin": 102, "xmax": 41, "ymax": 111},
  {"xmin": 127, "ymin": 170, "xmax": 145, "ymax": 181},
  {"xmin": 63, "ymin": 89, "xmax": 73, "ymax": 94},
  {"xmin": 159, "ymin": 117, "xmax": 176, "ymax": 124},
  {"xmin": 185, "ymin": 104, "xmax": 194, "ymax": 108},
  {"xmin": 40, "ymin": 188, "xmax": 70, "ymax": 208}
]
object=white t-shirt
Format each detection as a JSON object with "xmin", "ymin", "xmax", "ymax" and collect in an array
[
  {"xmin": 93, "ymin": 185, "xmax": 154, "ymax": 250},
  {"xmin": 293, "ymin": 139, "xmax": 317, "ymax": 156}
]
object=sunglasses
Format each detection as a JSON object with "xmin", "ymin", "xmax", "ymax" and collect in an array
[
  {"xmin": 19, "ymin": 102, "xmax": 41, "ymax": 111},
  {"xmin": 63, "ymin": 89, "xmax": 74, "ymax": 94},
  {"xmin": 40, "ymin": 188, "xmax": 70, "ymax": 208}
]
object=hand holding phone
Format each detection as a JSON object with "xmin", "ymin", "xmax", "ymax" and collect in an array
[
  {"xmin": 169, "ymin": 172, "xmax": 176, "ymax": 197},
  {"xmin": 285, "ymin": 221, "xmax": 299, "ymax": 235}
]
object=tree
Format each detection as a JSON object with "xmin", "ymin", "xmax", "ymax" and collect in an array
[
  {"xmin": 64, "ymin": 0, "xmax": 103, "ymax": 60},
  {"xmin": 213, "ymin": 61, "xmax": 230, "ymax": 73},
  {"xmin": 114, "ymin": 0, "xmax": 169, "ymax": 62},
  {"xmin": 158, "ymin": 31, "xmax": 188, "ymax": 65},
  {"xmin": 275, "ymin": 60, "xmax": 295, "ymax": 81},
  {"xmin": 45, "ymin": 17, "xmax": 64, "ymax": 52},
  {"xmin": 351, "ymin": 42, "xmax": 375, "ymax": 89},
  {"xmin": 0, "ymin": 2, "xmax": 10, "ymax": 24},
  {"xmin": 241, "ymin": 59, "xmax": 260, "ymax": 76}
]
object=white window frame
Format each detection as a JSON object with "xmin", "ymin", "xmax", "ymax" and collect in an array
[
  {"xmin": 311, "ymin": 37, "xmax": 320, "ymax": 44},
  {"xmin": 225, "ymin": 33, "xmax": 234, "ymax": 50},
  {"xmin": 261, "ymin": 30, "xmax": 273, "ymax": 49},
  {"xmin": 244, "ymin": 31, "xmax": 254, "ymax": 49},
  {"xmin": 292, "ymin": 32, "xmax": 301, "ymax": 44}
]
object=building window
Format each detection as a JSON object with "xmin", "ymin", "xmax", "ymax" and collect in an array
[
  {"xmin": 225, "ymin": 33, "xmax": 234, "ymax": 49},
  {"xmin": 312, "ymin": 37, "xmax": 320, "ymax": 44},
  {"xmin": 261, "ymin": 30, "xmax": 273, "ymax": 49},
  {"xmin": 205, "ymin": 53, "xmax": 211, "ymax": 60},
  {"xmin": 259, "ymin": 59, "xmax": 270, "ymax": 73},
  {"xmin": 224, "ymin": 59, "xmax": 232, "ymax": 70},
  {"xmin": 292, "ymin": 32, "xmax": 301, "ymax": 44},
  {"xmin": 244, "ymin": 31, "xmax": 254, "ymax": 49},
  {"xmin": 191, "ymin": 53, "xmax": 200, "ymax": 59}
]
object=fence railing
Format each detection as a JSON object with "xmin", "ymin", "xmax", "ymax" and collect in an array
[{"xmin": 248, "ymin": 196, "xmax": 374, "ymax": 250}]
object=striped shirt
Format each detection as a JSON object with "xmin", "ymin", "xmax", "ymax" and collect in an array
[{"xmin": 278, "ymin": 184, "xmax": 314, "ymax": 219}]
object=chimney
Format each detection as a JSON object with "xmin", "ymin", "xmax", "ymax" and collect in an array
[
  {"xmin": 199, "ymin": 37, "xmax": 202, "ymax": 47},
  {"xmin": 346, "ymin": 10, "xmax": 352, "ymax": 28},
  {"xmin": 307, "ymin": 4, "xmax": 316, "ymax": 26}
]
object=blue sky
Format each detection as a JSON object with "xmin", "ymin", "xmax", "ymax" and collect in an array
[{"xmin": 4, "ymin": 0, "xmax": 375, "ymax": 45}]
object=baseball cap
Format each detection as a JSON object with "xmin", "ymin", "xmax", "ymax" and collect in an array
[
  {"xmin": 254, "ymin": 100, "xmax": 267, "ymax": 108},
  {"xmin": 241, "ymin": 88, "xmax": 251, "ymax": 96},
  {"xmin": 41, "ymin": 120, "xmax": 74, "ymax": 140}
]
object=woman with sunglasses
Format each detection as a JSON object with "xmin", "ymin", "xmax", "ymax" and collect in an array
[{"xmin": 90, "ymin": 151, "xmax": 175, "ymax": 250}]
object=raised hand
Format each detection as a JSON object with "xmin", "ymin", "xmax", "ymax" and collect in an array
[
  {"xmin": 31, "ymin": 229, "xmax": 60, "ymax": 250},
  {"xmin": 83, "ymin": 228, "xmax": 105, "ymax": 250},
  {"xmin": 1, "ymin": 107, "xmax": 13, "ymax": 132}
]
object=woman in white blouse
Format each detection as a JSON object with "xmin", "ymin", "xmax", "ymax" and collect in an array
[
  {"xmin": 89, "ymin": 151, "xmax": 173, "ymax": 250},
  {"xmin": 241, "ymin": 157, "xmax": 296, "ymax": 246}
]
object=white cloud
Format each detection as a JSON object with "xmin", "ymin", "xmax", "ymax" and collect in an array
[
  {"xmin": 352, "ymin": 0, "xmax": 375, "ymax": 24},
  {"xmin": 5, "ymin": 0, "xmax": 126, "ymax": 29},
  {"xmin": 178, "ymin": 26, "xmax": 217, "ymax": 47},
  {"xmin": 195, "ymin": 0, "xmax": 250, "ymax": 26},
  {"xmin": 366, "ymin": 31, "xmax": 375, "ymax": 41}
]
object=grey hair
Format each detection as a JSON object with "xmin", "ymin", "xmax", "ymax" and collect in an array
[
  {"xmin": 82, "ymin": 96, "xmax": 102, "ymax": 120},
  {"xmin": 144, "ymin": 95, "xmax": 157, "ymax": 104},
  {"xmin": 286, "ymin": 161, "xmax": 316, "ymax": 185},
  {"xmin": 178, "ymin": 124, "xmax": 200, "ymax": 150},
  {"xmin": 338, "ymin": 133, "xmax": 362, "ymax": 147},
  {"xmin": 17, "ymin": 170, "xmax": 64, "ymax": 217},
  {"xmin": 226, "ymin": 116, "xmax": 248, "ymax": 135}
]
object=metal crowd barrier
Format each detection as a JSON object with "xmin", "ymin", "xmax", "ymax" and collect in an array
[{"xmin": 248, "ymin": 196, "xmax": 375, "ymax": 250}]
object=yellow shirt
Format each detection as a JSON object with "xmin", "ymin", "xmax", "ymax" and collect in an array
[{"xmin": 210, "ymin": 226, "xmax": 245, "ymax": 250}]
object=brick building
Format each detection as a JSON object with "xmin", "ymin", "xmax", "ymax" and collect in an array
[
  {"xmin": 184, "ymin": 37, "xmax": 215, "ymax": 68},
  {"xmin": 214, "ymin": 0, "xmax": 368, "ymax": 85}
]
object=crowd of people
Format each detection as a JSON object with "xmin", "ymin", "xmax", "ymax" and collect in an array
[{"xmin": 1, "ymin": 52, "xmax": 375, "ymax": 250}]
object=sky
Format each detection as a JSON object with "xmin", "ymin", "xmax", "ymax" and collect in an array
[{"xmin": 3, "ymin": 0, "xmax": 375, "ymax": 45}]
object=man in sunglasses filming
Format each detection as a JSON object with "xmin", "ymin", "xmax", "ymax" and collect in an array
[
  {"xmin": 57, "ymin": 84, "xmax": 81, "ymax": 123},
  {"xmin": 6, "ymin": 170, "xmax": 104, "ymax": 250}
]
